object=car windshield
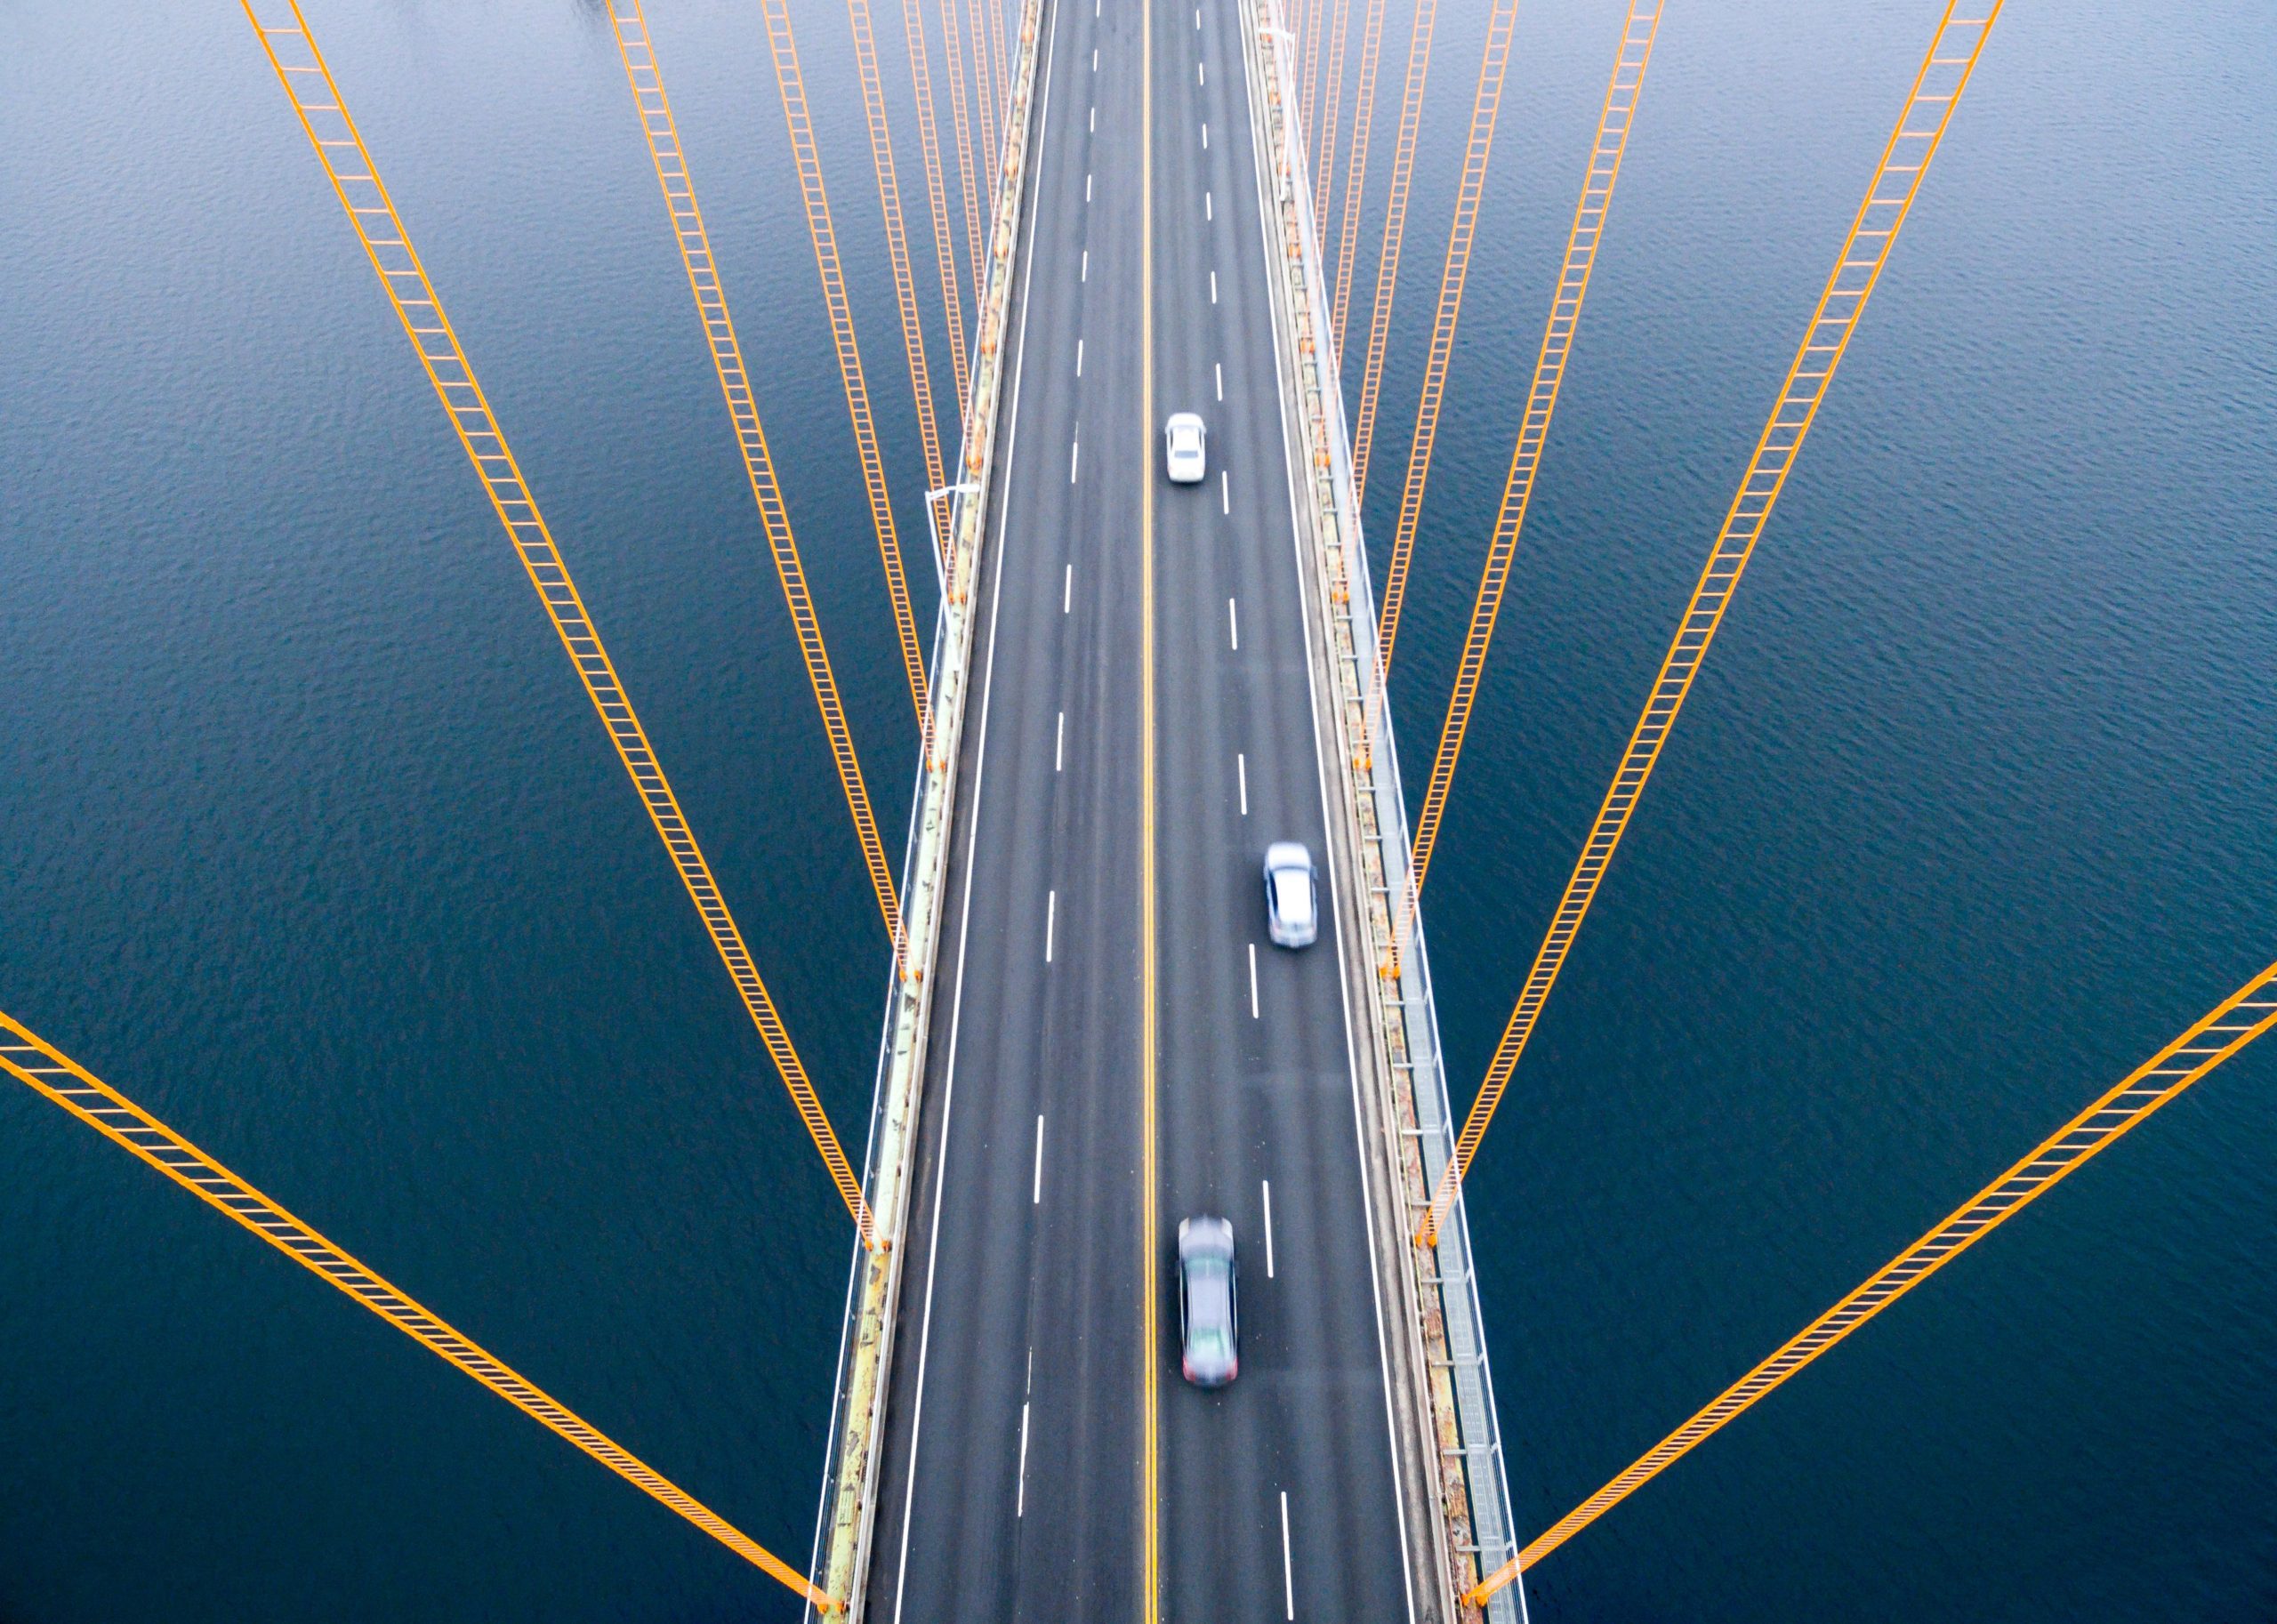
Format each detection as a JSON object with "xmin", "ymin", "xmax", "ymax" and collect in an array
[{"xmin": 1273, "ymin": 868, "xmax": 1313, "ymax": 921}]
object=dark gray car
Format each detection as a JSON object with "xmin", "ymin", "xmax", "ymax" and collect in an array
[{"xmin": 1177, "ymin": 1216, "xmax": 1239, "ymax": 1387}]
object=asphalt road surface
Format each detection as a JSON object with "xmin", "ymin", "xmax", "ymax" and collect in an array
[{"xmin": 863, "ymin": 0, "xmax": 1414, "ymax": 1615}]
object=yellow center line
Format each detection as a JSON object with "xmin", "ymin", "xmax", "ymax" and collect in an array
[{"xmin": 1139, "ymin": 0, "xmax": 1160, "ymax": 1612}]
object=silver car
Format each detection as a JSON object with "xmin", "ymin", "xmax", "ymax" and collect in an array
[
  {"xmin": 1163, "ymin": 412, "xmax": 1207, "ymax": 483},
  {"xmin": 1178, "ymin": 1216, "xmax": 1239, "ymax": 1387},
  {"xmin": 1263, "ymin": 840, "xmax": 1318, "ymax": 948}
]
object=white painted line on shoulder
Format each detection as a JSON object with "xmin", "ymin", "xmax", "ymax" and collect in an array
[
  {"xmin": 1248, "ymin": 942, "xmax": 1259, "ymax": 1018},
  {"xmin": 1033, "ymin": 1113, "xmax": 1046, "ymax": 1204},
  {"xmin": 1227, "ymin": 597, "xmax": 1238, "ymax": 650},
  {"xmin": 1045, "ymin": 888, "xmax": 1057, "ymax": 962},
  {"xmin": 1262, "ymin": 1179, "xmax": 1275, "ymax": 1277},
  {"xmin": 1017, "ymin": 1401, "xmax": 1032, "ymax": 1516},
  {"xmin": 1063, "ymin": 562, "xmax": 1073, "ymax": 613},
  {"xmin": 1279, "ymin": 1491, "xmax": 1293, "ymax": 1617},
  {"xmin": 1056, "ymin": 710, "xmax": 1065, "ymax": 771},
  {"xmin": 1237, "ymin": 752, "xmax": 1248, "ymax": 815}
]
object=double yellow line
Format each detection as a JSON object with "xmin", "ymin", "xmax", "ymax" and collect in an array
[{"xmin": 1138, "ymin": 0, "xmax": 1162, "ymax": 1615}]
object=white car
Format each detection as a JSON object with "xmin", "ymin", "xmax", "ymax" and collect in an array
[
  {"xmin": 1263, "ymin": 840, "xmax": 1318, "ymax": 948},
  {"xmin": 1164, "ymin": 412, "xmax": 1207, "ymax": 483}
]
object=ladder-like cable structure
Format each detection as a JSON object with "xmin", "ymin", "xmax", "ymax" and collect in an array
[
  {"xmin": 1330, "ymin": 0, "xmax": 1385, "ymax": 351},
  {"xmin": 984, "ymin": 0, "xmax": 1013, "ymax": 161},
  {"xmin": 1418, "ymin": 2, "xmax": 2005, "ymax": 1250},
  {"xmin": 1311, "ymin": 0, "xmax": 1350, "ymax": 249},
  {"xmin": 843, "ymin": 0, "xmax": 956, "ymax": 564},
  {"xmin": 1474, "ymin": 950, "xmax": 2277, "ymax": 1597},
  {"xmin": 1406, "ymin": 0, "xmax": 1662, "ymax": 886},
  {"xmin": 607, "ymin": 0, "xmax": 903, "ymax": 944},
  {"xmin": 242, "ymin": 0, "xmax": 874, "ymax": 1245},
  {"xmin": 1348, "ymin": 0, "xmax": 1436, "ymax": 496},
  {"xmin": 761, "ymin": 0, "xmax": 932, "ymax": 731},
  {"xmin": 901, "ymin": 0, "xmax": 973, "ymax": 411},
  {"xmin": 965, "ymin": 0, "xmax": 1002, "ymax": 225},
  {"xmin": 0, "ymin": 1009, "xmax": 836, "ymax": 1611},
  {"xmin": 1374, "ymin": 0, "xmax": 1517, "ymax": 678},
  {"xmin": 1299, "ymin": 0, "xmax": 1324, "ymax": 161},
  {"xmin": 937, "ymin": 0, "xmax": 987, "ymax": 310}
]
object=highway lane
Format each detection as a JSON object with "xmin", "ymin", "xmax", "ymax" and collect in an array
[
  {"xmin": 1151, "ymin": 0, "xmax": 1412, "ymax": 1620},
  {"xmin": 863, "ymin": 0, "xmax": 1412, "ymax": 1614}
]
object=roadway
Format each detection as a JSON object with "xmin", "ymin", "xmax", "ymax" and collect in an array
[{"xmin": 862, "ymin": 0, "xmax": 1415, "ymax": 1613}]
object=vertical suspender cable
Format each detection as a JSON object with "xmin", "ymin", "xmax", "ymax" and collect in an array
[
  {"xmin": 984, "ymin": 0, "xmax": 1013, "ymax": 158},
  {"xmin": 240, "ymin": 0, "xmax": 875, "ymax": 1245},
  {"xmin": 1348, "ymin": 0, "xmax": 1436, "ymax": 497},
  {"xmin": 0, "ymin": 1011, "xmax": 839, "ymax": 1611},
  {"xmin": 965, "ymin": 0, "xmax": 1002, "ymax": 212},
  {"xmin": 901, "ymin": 0, "xmax": 973, "ymax": 411},
  {"xmin": 1408, "ymin": 0, "xmax": 1662, "ymax": 887},
  {"xmin": 1299, "ymin": 0, "xmax": 1324, "ymax": 160},
  {"xmin": 1418, "ymin": 2, "xmax": 2007, "ymax": 1250},
  {"xmin": 760, "ymin": 0, "xmax": 933, "ymax": 732},
  {"xmin": 1477, "ymin": 946, "xmax": 2274, "ymax": 1596},
  {"xmin": 607, "ymin": 1, "xmax": 903, "ymax": 944},
  {"xmin": 1330, "ymin": 0, "xmax": 1385, "ymax": 352},
  {"xmin": 1373, "ymin": 0, "xmax": 1517, "ymax": 679}
]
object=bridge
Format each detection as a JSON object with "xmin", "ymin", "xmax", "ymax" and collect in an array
[{"xmin": 6, "ymin": 0, "xmax": 2274, "ymax": 1618}]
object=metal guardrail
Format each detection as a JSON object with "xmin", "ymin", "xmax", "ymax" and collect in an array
[
  {"xmin": 1238, "ymin": 1, "xmax": 1527, "ymax": 1616},
  {"xmin": 807, "ymin": 0, "xmax": 1050, "ymax": 1611}
]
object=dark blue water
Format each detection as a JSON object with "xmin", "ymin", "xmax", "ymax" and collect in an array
[{"xmin": 0, "ymin": 0, "xmax": 2271, "ymax": 1619}]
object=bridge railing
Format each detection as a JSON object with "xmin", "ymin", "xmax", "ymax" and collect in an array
[
  {"xmin": 808, "ymin": 0, "xmax": 1050, "ymax": 1610},
  {"xmin": 1240, "ymin": 2, "xmax": 1526, "ymax": 1616}
]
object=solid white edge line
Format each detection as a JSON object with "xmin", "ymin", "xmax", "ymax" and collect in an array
[
  {"xmin": 1242, "ymin": 7, "xmax": 1420, "ymax": 1613},
  {"xmin": 889, "ymin": 0, "xmax": 1064, "ymax": 1612}
]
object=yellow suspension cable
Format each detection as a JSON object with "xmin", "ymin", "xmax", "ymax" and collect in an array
[
  {"xmin": 760, "ymin": 0, "xmax": 932, "ymax": 733},
  {"xmin": 1472, "ymin": 951, "xmax": 2277, "ymax": 1600},
  {"xmin": 1348, "ymin": 0, "xmax": 1436, "ymax": 496},
  {"xmin": 242, "ymin": 0, "xmax": 875, "ymax": 1246},
  {"xmin": 900, "ymin": 0, "xmax": 973, "ymax": 412},
  {"xmin": 1418, "ymin": 1, "xmax": 2005, "ymax": 1250},
  {"xmin": 1374, "ymin": 0, "xmax": 1517, "ymax": 679},
  {"xmin": 937, "ymin": 0, "xmax": 987, "ymax": 311},
  {"xmin": 841, "ymin": 0, "xmax": 956, "ymax": 567},
  {"xmin": 607, "ymin": 0, "xmax": 903, "ymax": 945},
  {"xmin": 1329, "ymin": 0, "xmax": 1385, "ymax": 353},
  {"xmin": 0, "ymin": 1009, "xmax": 838, "ymax": 1611},
  {"xmin": 965, "ymin": 0, "xmax": 1002, "ymax": 217},
  {"xmin": 1407, "ymin": 0, "xmax": 1662, "ymax": 884},
  {"xmin": 1310, "ymin": 0, "xmax": 1350, "ymax": 257}
]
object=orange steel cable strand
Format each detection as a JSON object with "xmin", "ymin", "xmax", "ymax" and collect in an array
[
  {"xmin": 1329, "ymin": 0, "xmax": 1385, "ymax": 353},
  {"xmin": 1406, "ymin": 0, "xmax": 1662, "ymax": 890},
  {"xmin": 983, "ymin": 0, "xmax": 1012, "ymax": 164},
  {"xmin": 242, "ymin": 0, "xmax": 876, "ymax": 1248},
  {"xmin": 937, "ymin": 0, "xmax": 987, "ymax": 310},
  {"xmin": 964, "ymin": 0, "xmax": 1002, "ymax": 218},
  {"xmin": 841, "ymin": 0, "xmax": 956, "ymax": 566},
  {"xmin": 1348, "ymin": 0, "xmax": 1436, "ymax": 496},
  {"xmin": 1373, "ymin": 0, "xmax": 1517, "ymax": 679},
  {"xmin": 1468, "ymin": 953, "xmax": 2277, "ymax": 1600},
  {"xmin": 1417, "ymin": 0, "xmax": 2005, "ymax": 1251},
  {"xmin": 607, "ymin": 1, "xmax": 904, "ymax": 944},
  {"xmin": 760, "ymin": 0, "xmax": 933, "ymax": 732},
  {"xmin": 1299, "ymin": 0, "xmax": 1324, "ymax": 163},
  {"xmin": 1310, "ymin": 0, "xmax": 1350, "ymax": 261},
  {"xmin": 901, "ymin": 0, "xmax": 972, "ymax": 413},
  {"xmin": 0, "ymin": 1009, "xmax": 837, "ymax": 1611}
]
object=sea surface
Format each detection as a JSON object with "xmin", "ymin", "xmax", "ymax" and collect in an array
[{"xmin": 2, "ymin": 1, "xmax": 2272, "ymax": 1620}]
